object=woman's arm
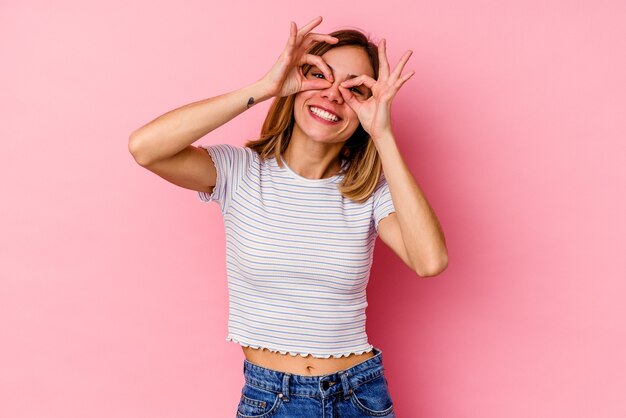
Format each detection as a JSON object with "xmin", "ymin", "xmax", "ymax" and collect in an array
[
  {"xmin": 128, "ymin": 16, "xmax": 337, "ymax": 167},
  {"xmin": 339, "ymin": 39, "xmax": 448, "ymax": 275},
  {"xmin": 128, "ymin": 82, "xmax": 271, "ymax": 166},
  {"xmin": 375, "ymin": 133, "xmax": 448, "ymax": 276}
]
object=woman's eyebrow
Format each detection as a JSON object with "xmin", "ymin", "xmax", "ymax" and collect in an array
[{"xmin": 326, "ymin": 64, "xmax": 360, "ymax": 80}]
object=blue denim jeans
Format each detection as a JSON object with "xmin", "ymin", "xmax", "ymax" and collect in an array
[{"xmin": 236, "ymin": 347, "xmax": 395, "ymax": 417}]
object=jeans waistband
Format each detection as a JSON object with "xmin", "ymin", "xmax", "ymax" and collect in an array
[{"xmin": 242, "ymin": 347, "xmax": 385, "ymax": 399}]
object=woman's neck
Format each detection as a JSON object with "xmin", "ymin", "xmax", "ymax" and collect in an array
[{"xmin": 282, "ymin": 140, "xmax": 344, "ymax": 180}]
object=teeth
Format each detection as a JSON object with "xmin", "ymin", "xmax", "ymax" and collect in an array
[{"xmin": 310, "ymin": 106, "xmax": 339, "ymax": 122}]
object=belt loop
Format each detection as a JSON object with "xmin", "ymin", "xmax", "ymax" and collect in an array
[
  {"xmin": 282, "ymin": 373, "xmax": 291, "ymax": 402},
  {"xmin": 339, "ymin": 371, "xmax": 352, "ymax": 400}
]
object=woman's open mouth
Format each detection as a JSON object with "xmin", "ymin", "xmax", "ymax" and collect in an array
[{"xmin": 308, "ymin": 106, "xmax": 341, "ymax": 124}]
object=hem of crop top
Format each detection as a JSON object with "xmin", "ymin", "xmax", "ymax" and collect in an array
[{"xmin": 226, "ymin": 335, "xmax": 374, "ymax": 359}]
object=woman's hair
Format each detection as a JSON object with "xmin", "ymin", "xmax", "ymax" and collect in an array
[{"xmin": 245, "ymin": 29, "xmax": 382, "ymax": 204}]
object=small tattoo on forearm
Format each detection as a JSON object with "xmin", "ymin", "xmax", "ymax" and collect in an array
[{"xmin": 246, "ymin": 97, "xmax": 255, "ymax": 108}]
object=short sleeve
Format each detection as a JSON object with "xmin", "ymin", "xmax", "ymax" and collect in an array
[
  {"xmin": 372, "ymin": 174, "xmax": 396, "ymax": 233},
  {"xmin": 197, "ymin": 143, "xmax": 246, "ymax": 214}
]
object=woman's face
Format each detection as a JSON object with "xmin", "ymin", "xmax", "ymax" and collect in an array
[{"xmin": 292, "ymin": 45, "xmax": 375, "ymax": 145}]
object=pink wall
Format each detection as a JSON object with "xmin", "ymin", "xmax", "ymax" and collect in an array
[{"xmin": 1, "ymin": 0, "xmax": 625, "ymax": 417}]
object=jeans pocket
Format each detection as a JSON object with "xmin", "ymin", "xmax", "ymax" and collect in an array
[
  {"xmin": 236, "ymin": 383, "xmax": 283, "ymax": 418},
  {"xmin": 350, "ymin": 373, "xmax": 395, "ymax": 417}
]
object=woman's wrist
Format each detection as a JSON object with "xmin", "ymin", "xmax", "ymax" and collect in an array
[{"xmin": 251, "ymin": 77, "xmax": 278, "ymax": 104}]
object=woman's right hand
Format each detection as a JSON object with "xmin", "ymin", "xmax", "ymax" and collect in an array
[{"xmin": 259, "ymin": 16, "xmax": 339, "ymax": 98}]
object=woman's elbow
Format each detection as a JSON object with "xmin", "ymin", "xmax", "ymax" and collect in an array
[{"xmin": 415, "ymin": 254, "xmax": 448, "ymax": 277}]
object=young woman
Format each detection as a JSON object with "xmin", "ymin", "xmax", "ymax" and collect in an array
[{"xmin": 129, "ymin": 16, "xmax": 447, "ymax": 418}]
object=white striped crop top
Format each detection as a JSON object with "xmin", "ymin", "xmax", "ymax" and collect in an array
[{"xmin": 196, "ymin": 143, "xmax": 396, "ymax": 358}]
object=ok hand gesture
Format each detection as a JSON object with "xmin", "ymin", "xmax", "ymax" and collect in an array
[
  {"xmin": 260, "ymin": 16, "xmax": 338, "ymax": 98},
  {"xmin": 338, "ymin": 39, "xmax": 415, "ymax": 141}
]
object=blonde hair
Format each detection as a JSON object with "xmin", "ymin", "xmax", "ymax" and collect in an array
[{"xmin": 245, "ymin": 29, "xmax": 383, "ymax": 204}]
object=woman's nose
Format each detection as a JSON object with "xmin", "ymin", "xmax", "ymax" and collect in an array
[{"xmin": 320, "ymin": 80, "xmax": 344, "ymax": 104}]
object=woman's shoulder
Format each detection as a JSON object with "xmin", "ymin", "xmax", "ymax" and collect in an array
[{"xmin": 203, "ymin": 143, "xmax": 259, "ymax": 160}]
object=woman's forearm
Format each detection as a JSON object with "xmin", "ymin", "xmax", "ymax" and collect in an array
[{"xmin": 128, "ymin": 81, "xmax": 272, "ymax": 166}]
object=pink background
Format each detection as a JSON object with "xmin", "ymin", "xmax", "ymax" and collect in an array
[{"xmin": 1, "ymin": 0, "xmax": 625, "ymax": 417}]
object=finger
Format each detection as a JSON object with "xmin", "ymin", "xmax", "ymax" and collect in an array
[
  {"xmin": 338, "ymin": 86, "xmax": 360, "ymax": 111},
  {"xmin": 340, "ymin": 75, "xmax": 377, "ymax": 90},
  {"xmin": 390, "ymin": 50, "xmax": 413, "ymax": 81},
  {"xmin": 284, "ymin": 21, "xmax": 298, "ymax": 50},
  {"xmin": 301, "ymin": 78, "xmax": 333, "ymax": 91},
  {"xmin": 394, "ymin": 70, "xmax": 415, "ymax": 89},
  {"xmin": 377, "ymin": 39, "xmax": 390, "ymax": 79},
  {"xmin": 301, "ymin": 54, "xmax": 334, "ymax": 82},
  {"xmin": 297, "ymin": 16, "xmax": 323, "ymax": 39},
  {"xmin": 301, "ymin": 33, "xmax": 339, "ymax": 50}
]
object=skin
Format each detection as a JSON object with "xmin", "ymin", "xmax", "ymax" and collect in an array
[
  {"xmin": 243, "ymin": 46, "xmax": 377, "ymax": 376},
  {"xmin": 130, "ymin": 16, "xmax": 445, "ymax": 376},
  {"xmin": 283, "ymin": 45, "xmax": 375, "ymax": 180},
  {"xmin": 244, "ymin": 17, "xmax": 416, "ymax": 376}
]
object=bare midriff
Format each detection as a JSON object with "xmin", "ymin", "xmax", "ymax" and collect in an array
[{"xmin": 242, "ymin": 345, "xmax": 375, "ymax": 376}]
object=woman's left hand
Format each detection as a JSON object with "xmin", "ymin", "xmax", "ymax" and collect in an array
[{"xmin": 338, "ymin": 39, "xmax": 414, "ymax": 141}]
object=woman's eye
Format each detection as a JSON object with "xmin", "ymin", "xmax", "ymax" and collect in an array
[
  {"xmin": 311, "ymin": 73, "xmax": 325, "ymax": 79},
  {"xmin": 350, "ymin": 87, "xmax": 363, "ymax": 95}
]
